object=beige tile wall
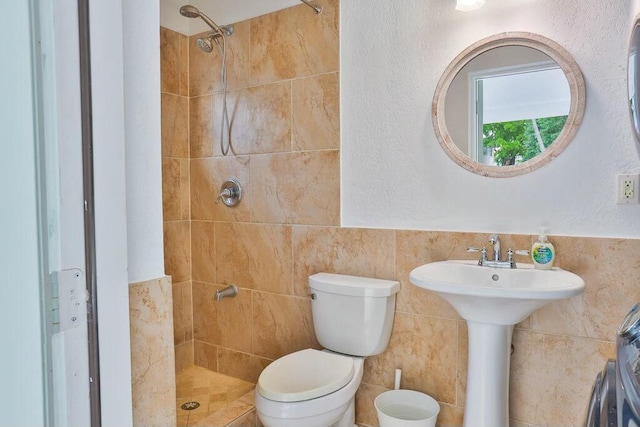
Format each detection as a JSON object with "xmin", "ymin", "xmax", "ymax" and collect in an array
[
  {"xmin": 129, "ymin": 276, "xmax": 176, "ymax": 426},
  {"xmin": 161, "ymin": 26, "xmax": 194, "ymax": 371},
  {"xmin": 172, "ymin": 0, "xmax": 340, "ymax": 385},
  {"xmin": 160, "ymin": 2, "xmax": 640, "ymax": 425}
]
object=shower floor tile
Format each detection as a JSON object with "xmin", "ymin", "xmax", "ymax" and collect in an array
[{"xmin": 176, "ymin": 365, "xmax": 256, "ymax": 427}]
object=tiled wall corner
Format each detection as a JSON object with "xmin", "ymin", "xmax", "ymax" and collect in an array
[
  {"xmin": 183, "ymin": 0, "xmax": 340, "ymax": 380},
  {"xmin": 172, "ymin": 280, "xmax": 192, "ymax": 346},
  {"xmin": 218, "ymin": 348, "xmax": 272, "ymax": 384},
  {"xmin": 162, "ymin": 26, "xmax": 193, "ymax": 375},
  {"xmin": 129, "ymin": 276, "xmax": 176, "ymax": 426},
  {"xmin": 175, "ymin": 340, "xmax": 194, "ymax": 372}
]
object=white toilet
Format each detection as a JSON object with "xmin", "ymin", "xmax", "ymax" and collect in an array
[{"xmin": 255, "ymin": 272, "xmax": 400, "ymax": 427}]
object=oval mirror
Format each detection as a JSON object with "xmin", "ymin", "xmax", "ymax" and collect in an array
[
  {"xmin": 629, "ymin": 18, "xmax": 640, "ymax": 142},
  {"xmin": 433, "ymin": 32, "xmax": 586, "ymax": 177}
]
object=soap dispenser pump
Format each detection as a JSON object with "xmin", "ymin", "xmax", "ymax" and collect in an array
[{"xmin": 531, "ymin": 228, "xmax": 555, "ymax": 270}]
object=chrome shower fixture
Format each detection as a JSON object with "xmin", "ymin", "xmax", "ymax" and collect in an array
[
  {"xmin": 179, "ymin": 5, "xmax": 233, "ymax": 36},
  {"xmin": 178, "ymin": 5, "xmax": 234, "ymax": 155},
  {"xmin": 196, "ymin": 33, "xmax": 220, "ymax": 53},
  {"xmin": 196, "ymin": 37, "xmax": 213, "ymax": 53},
  {"xmin": 214, "ymin": 283, "xmax": 238, "ymax": 301},
  {"xmin": 300, "ymin": 0, "xmax": 322, "ymax": 14}
]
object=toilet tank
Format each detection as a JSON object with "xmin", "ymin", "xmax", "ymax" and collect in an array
[{"xmin": 309, "ymin": 273, "xmax": 400, "ymax": 357}]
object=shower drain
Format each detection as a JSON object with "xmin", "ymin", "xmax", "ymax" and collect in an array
[{"xmin": 181, "ymin": 401, "xmax": 200, "ymax": 411}]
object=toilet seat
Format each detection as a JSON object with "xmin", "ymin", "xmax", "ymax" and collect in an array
[{"xmin": 257, "ymin": 349, "xmax": 354, "ymax": 403}]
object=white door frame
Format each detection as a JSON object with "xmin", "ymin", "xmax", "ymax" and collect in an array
[{"xmin": 0, "ymin": 1, "xmax": 133, "ymax": 426}]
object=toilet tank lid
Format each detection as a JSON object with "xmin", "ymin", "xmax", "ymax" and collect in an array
[{"xmin": 309, "ymin": 273, "xmax": 400, "ymax": 297}]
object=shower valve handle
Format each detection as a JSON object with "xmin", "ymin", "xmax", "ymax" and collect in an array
[
  {"xmin": 215, "ymin": 178, "xmax": 242, "ymax": 207},
  {"xmin": 215, "ymin": 189, "xmax": 232, "ymax": 203}
]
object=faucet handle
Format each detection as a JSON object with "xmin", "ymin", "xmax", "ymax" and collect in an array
[
  {"xmin": 506, "ymin": 249, "xmax": 530, "ymax": 259},
  {"xmin": 215, "ymin": 188, "xmax": 233, "ymax": 203},
  {"xmin": 506, "ymin": 249, "xmax": 530, "ymax": 268},
  {"xmin": 467, "ymin": 246, "xmax": 487, "ymax": 266}
]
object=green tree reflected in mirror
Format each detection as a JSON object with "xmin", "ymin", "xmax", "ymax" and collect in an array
[{"xmin": 483, "ymin": 116, "xmax": 567, "ymax": 166}]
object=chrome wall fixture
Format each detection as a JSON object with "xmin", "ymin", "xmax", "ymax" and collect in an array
[
  {"xmin": 300, "ymin": 0, "xmax": 322, "ymax": 14},
  {"xmin": 215, "ymin": 178, "xmax": 242, "ymax": 207},
  {"xmin": 215, "ymin": 284, "xmax": 238, "ymax": 301},
  {"xmin": 180, "ymin": 4, "xmax": 235, "ymax": 155},
  {"xmin": 179, "ymin": 5, "xmax": 232, "ymax": 36}
]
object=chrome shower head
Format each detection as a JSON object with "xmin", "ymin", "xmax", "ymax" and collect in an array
[
  {"xmin": 179, "ymin": 5, "xmax": 200, "ymax": 18},
  {"xmin": 196, "ymin": 37, "xmax": 214, "ymax": 53},
  {"xmin": 179, "ymin": 4, "xmax": 225, "ymax": 35}
]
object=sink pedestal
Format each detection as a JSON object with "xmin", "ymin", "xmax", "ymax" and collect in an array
[
  {"xmin": 408, "ymin": 260, "xmax": 585, "ymax": 427},
  {"xmin": 464, "ymin": 322, "xmax": 513, "ymax": 427}
]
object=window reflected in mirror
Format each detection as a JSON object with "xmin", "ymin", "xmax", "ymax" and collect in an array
[{"xmin": 474, "ymin": 59, "xmax": 569, "ymax": 166}]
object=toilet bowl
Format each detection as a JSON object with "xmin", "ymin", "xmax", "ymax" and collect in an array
[
  {"xmin": 255, "ymin": 273, "xmax": 400, "ymax": 427},
  {"xmin": 255, "ymin": 349, "xmax": 364, "ymax": 427}
]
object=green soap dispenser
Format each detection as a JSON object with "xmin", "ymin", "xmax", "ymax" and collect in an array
[{"xmin": 531, "ymin": 228, "xmax": 555, "ymax": 270}]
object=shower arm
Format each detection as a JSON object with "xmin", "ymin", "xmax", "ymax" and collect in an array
[
  {"xmin": 300, "ymin": 0, "xmax": 322, "ymax": 14},
  {"xmin": 179, "ymin": 5, "xmax": 232, "ymax": 36},
  {"xmin": 198, "ymin": 13, "xmax": 225, "ymax": 35}
]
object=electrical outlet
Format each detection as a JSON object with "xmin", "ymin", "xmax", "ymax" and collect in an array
[{"xmin": 617, "ymin": 174, "xmax": 640, "ymax": 204}]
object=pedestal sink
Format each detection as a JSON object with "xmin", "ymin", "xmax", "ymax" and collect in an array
[{"xmin": 409, "ymin": 260, "xmax": 584, "ymax": 427}]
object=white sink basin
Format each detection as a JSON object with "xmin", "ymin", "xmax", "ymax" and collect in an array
[
  {"xmin": 409, "ymin": 259, "xmax": 585, "ymax": 427},
  {"xmin": 409, "ymin": 260, "xmax": 584, "ymax": 325}
]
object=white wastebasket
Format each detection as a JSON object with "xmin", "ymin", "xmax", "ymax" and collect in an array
[{"xmin": 374, "ymin": 389, "xmax": 440, "ymax": 427}]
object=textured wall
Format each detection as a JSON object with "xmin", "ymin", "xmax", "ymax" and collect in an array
[
  {"xmin": 124, "ymin": 0, "xmax": 165, "ymax": 284},
  {"xmin": 342, "ymin": 0, "xmax": 640, "ymax": 238}
]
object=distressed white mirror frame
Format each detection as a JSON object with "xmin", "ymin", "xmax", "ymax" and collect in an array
[
  {"xmin": 629, "ymin": 16, "xmax": 640, "ymax": 143},
  {"xmin": 433, "ymin": 32, "xmax": 586, "ymax": 178}
]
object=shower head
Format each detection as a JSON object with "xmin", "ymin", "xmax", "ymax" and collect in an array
[
  {"xmin": 179, "ymin": 4, "xmax": 225, "ymax": 35},
  {"xmin": 196, "ymin": 37, "xmax": 214, "ymax": 53},
  {"xmin": 178, "ymin": 5, "xmax": 200, "ymax": 18},
  {"xmin": 195, "ymin": 31, "xmax": 225, "ymax": 53}
]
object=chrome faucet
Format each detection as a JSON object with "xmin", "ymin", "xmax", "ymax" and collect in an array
[
  {"xmin": 215, "ymin": 283, "xmax": 238, "ymax": 301},
  {"xmin": 467, "ymin": 234, "xmax": 529, "ymax": 269},
  {"xmin": 489, "ymin": 234, "xmax": 501, "ymax": 262}
]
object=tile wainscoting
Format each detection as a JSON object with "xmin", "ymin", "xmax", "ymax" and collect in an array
[{"xmin": 129, "ymin": 276, "xmax": 176, "ymax": 426}]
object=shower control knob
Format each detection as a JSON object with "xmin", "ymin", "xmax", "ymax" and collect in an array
[{"xmin": 215, "ymin": 178, "xmax": 242, "ymax": 207}]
